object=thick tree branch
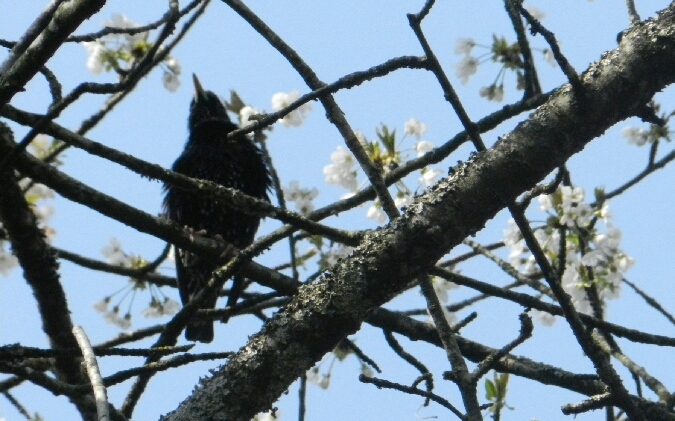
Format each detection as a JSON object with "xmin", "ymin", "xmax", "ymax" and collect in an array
[
  {"xmin": 0, "ymin": 0, "xmax": 106, "ymax": 106},
  {"xmin": 0, "ymin": 123, "xmax": 97, "ymax": 420}
]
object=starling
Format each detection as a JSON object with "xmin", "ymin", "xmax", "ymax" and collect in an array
[{"xmin": 163, "ymin": 75, "xmax": 270, "ymax": 343}]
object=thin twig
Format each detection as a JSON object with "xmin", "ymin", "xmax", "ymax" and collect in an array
[
  {"xmin": 470, "ymin": 312, "xmax": 533, "ymax": 381},
  {"xmin": 383, "ymin": 330, "xmax": 433, "ymax": 405},
  {"xmin": 504, "ymin": 0, "xmax": 541, "ymax": 97},
  {"xmin": 2, "ymin": 391, "xmax": 31, "ymax": 420},
  {"xmin": 257, "ymin": 135, "xmax": 299, "ymax": 281},
  {"xmin": 408, "ymin": 3, "xmax": 486, "ymax": 152},
  {"xmin": 462, "ymin": 238, "xmax": 553, "ymax": 298},
  {"xmin": 418, "ymin": 272, "xmax": 481, "ymax": 421},
  {"xmin": 298, "ymin": 374, "xmax": 307, "ymax": 421},
  {"xmin": 54, "ymin": 247, "xmax": 176, "ymax": 287},
  {"xmin": 428, "ymin": 266, "xmax": 675, "ymax": 347},
  {"xmin": 592, "ymin": 331, "xmax": 670, "ymax": 402},
  {"xmin": 623, "ymin": 278, "xmax": 675, "ymax": 327},
  {"xmin": 603, "ymin": 150, "xmax": 675, "ymax": 201},
  {"xmin": 73, "ymin": 326, "xmax": 110, "ymax": 421},
  {"xmin": 227, "ymin": 56, "xmax": 428, "ymax": 139},
  {"xmin": 518, "ymin": 5, "xmax": 582, "ymax": 92},
  {"xmin": 66, "ymin": 0, "xmax": 203, "ymax": 42},
  {"xmin": 360, "ymin": 374, "xmax": 465, "ymax": 420},
  {"xmin": 625, "ymin": 0, "xmax": 641, "ymax": 26},
  {"xmin": 342, "ymin": 339, "xmax": 381, "ymax": 373}
]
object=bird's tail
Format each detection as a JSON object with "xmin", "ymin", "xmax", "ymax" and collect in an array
[
  {"xmin": 222, "ymin": 275, "xmax": 246, "ymax": 323},
  {"xmin": 183, "ymin": 275, "xmax": 245, "ymax": 343},
  {"xmin": 185, "ymin": 319, "xmax": 214, "ymax": 343},
  {"xmin": 182, "ymin": 264, "xmax": 219, "ymax": 343}
]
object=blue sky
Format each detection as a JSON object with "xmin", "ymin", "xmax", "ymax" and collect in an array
[{"xmin": 2, "ymin": 1, "xmax": 675, "ymax": 420}]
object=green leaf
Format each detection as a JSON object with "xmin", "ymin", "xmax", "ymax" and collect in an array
[{"xmin": 485, "ymin": 379, "xmax": 497, "ymax": 400}]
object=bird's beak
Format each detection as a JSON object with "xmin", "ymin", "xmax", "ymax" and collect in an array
[{"xmin": 192, "ymin": 74, "xmax": 207, "ymax": 102}]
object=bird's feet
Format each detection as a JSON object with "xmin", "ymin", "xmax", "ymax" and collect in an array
[
  {"xmin": 219, "ymin": 243, "xmax": 238, "ymax": 260},
  {"xmin": 184, "ymin": 226, "xmax": 207, "ymax": 242}
]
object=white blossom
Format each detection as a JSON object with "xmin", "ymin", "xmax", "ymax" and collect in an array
[
  {"xmin": 271, "ymin": 90, "xmax": 312, "ymax": 127},
  {"xmin": 601, "ymin": 272, "xmax": 623, "ymax": 300},
  {"xmin": 534, "ymin": 228, "xmax": 560, "ymax": 254},
  {"xmin": 503, "ymin": 219, "xmax": 522, "ymax": 247},
  {"xmin": 538, "ymin": 193, "xmax": 553, "ymax": 211},
  {"xmin": 240, "ymin": 105, "xmax": 262, "ymax": 128},
  {"xmin": 559, "ymin": 186, "xmax": 593, "ymax": 228},
  {"xmin": 595, "ymin": 226, "xmax": 622, "ymax": 255},
  {"xmin": 526, "ymin": 6, "xmax": 546, "ymax": 21},
  {"xmin": 404, "ymin": 118, "xmax": 428, "ymax": 139},
  {"xmin": 419, "ymin": 168, "xmax": 442, "ymax": 187},
  {"xmin": 253, "ymin": 411, "xmax": 278, "ymax": 421},
  {"xmin": 323, "ymin": 146, "xmax": 357, "ymax": 191},
  {"xmin": 283, "ymin": 181, "xmax": 319, "ymax": 215},
  {"xmin": 565, "ymin": 248, "xmax": 580, "ymax": 265},
  {"xmin": 81, "ymin": 41, "xmax": 106, "ymax": 74},
  {"xmin": 142, "ymin": 298, "xmax": 180, "ymax": 318},
  {"xmin": 581, "ymin": 250, "xmax": 605, "ymax": 267},
  {"xmin": 0, "ymin": 244, "xmax": 18, "ymax": 276},
  {"xmin": 24, "ymin": 182, "xmax": 55, "ymax": 201},
  {"xmin": 305, "ymin": 367, "xmax": 320, "ymax": 383},
  {"xmin": 306, "ymin": 367, "xmax": 330, "ymax": 389},
  {"xmin": 162, "ymin": 71, "xmax": 180, "ymax": 92},
  {"xmin": 543, "ymin": 49, "xmax": 556, "ymax": 66},
  {"xmin": 530, "ymin": 309, "xmax": 556, "ymax": 326},
  {"xmin": 93, "ymin": 298, "xmax": 109, "ymax": 313},
  {"xmin": 598, "ymin": 202, "xmax": 612, "ymax": 222},
  {"xmin": 561, "ymin": 266, "xmax": 593, "ymax": 315},
  {"xmin": 433, "ymin": 278, "xmax": 459, "ymax": 303},
  {"xmin": 82, "ymin": 15, "xmax": 150, "ymax": 76},
  {"xmin": 323, "ymin": 245, "xmax": 354, "ymax": 267},
  {"xmin": 621, "ymin": 126, "xmax": 650, "ymax": 146},
  {"xmin": 454, "ymin": 38, "xmax": 476, "ymax": 55},
  {"xmin": 616, "ymin": 253, "xmax": 635, "ymax": 272},
  {"xmin": 117, "ymin": 316, "xmax": 132, "ymax": 329},
  {"xmin": 164, "ymin": 56, "xmax": 181, "ymax": 74},
  {"xmin": 101, "ymin": 238, "xmax": 132, "ymax": 267},
  {"xmin": 360, "ymin": 364, "xmax": 374, "ymax": 378},
  {"xmin": 317, "ymin": 375, "xmax": 330, "ymax": 389},
  {"xmin": 28, "ymin": 134, "xmax": 53, "ymax": 159},
  {"xmin": 394, "ymin": 194, "xmax": 413, "ymax": 209},
  {"xmin": 479, "ymin": 84, "xmax": 504, "ymax": 102},
  {"xmin": 522, "ymin": 254, "xmax": 538, "ymax": 275},
  {"xmin": 162, "ymin": 57, "xmax": 181, "ymax": 92},
  {"xmin": 366, "ymin": 204, "xmax": 387, "ymax": 224},
  {"xmin": 506, "ymin": 185, "xmax": 633, "ymax": 314},
  {"xmin": 103, "ymin": 14, "xmax": 147, "ymax": 47},
  {"xmin": 455, "ymin": 56, "xmax": 479, "ymax": 84},
  {"xmin": 103, "ymin": 307, "xmax": 132, "ymax": 329},
  {"xmin": 414, "ymin": 140, "xmax": 434, "ymax": 157}
]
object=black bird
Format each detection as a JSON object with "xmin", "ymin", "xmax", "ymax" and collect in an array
[{"xmin": 163, "ymin": 75, "xmax": 270, "ymax": 343}]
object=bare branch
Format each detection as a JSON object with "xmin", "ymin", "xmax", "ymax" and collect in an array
[{"xmin": 73, "ymin": 326, "xmax": 110, "ymax": 421}]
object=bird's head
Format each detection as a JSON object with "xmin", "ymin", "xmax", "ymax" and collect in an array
[{"xmin": 188, "ymin": 74, "xmax": 231, "ymax": 130}]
